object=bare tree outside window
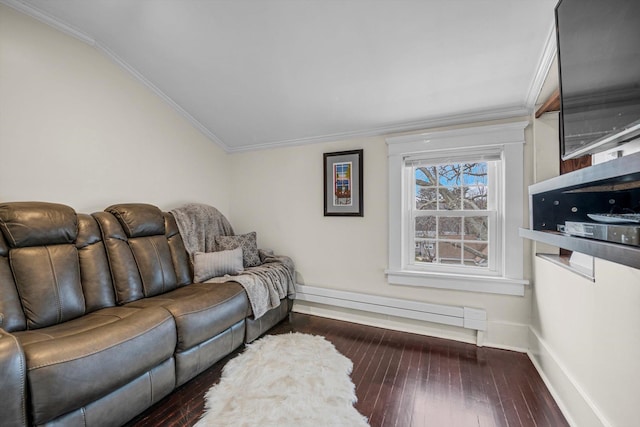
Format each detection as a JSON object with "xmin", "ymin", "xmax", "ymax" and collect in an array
[{"xmin": 413, "ymin": 163, "xmax": 490, "ymax": 267}]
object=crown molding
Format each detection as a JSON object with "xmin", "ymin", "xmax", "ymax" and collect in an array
[
  {"xmin": 227, "ymin": 105, "xmax": 531, "ymax": 153},
  {"xmin": 524, "ymin": 22, "xmax": 557, "ymax": 109},
  {"xmin": 1, "ymin": 0, "xmax": 95, "ymax": 45},
  {"xmin": 1, "ymin": 0, "xmax": 230, "ymax": 151}
]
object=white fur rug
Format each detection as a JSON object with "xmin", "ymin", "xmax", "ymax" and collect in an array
[{"xmin": 194, "ymin": 333, "xmax": 370, "ymax": 427}]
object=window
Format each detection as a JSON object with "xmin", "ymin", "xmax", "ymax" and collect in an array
[
  {"xmin": 386, "ymin": 122, "xmax": 529, "ymax": 296},
  {"xmin": 408, "ymin": 157, "xmax": 499, "ymax": 274}
]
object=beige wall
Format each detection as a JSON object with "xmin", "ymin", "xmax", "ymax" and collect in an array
[
  {"xmin": 530, "ymin": 62, "xmax": 640, "ymax": 427},
  {"xmin": 0, "ymin": 5, "xmax": 230, "ymax": 214},
  {"xmin": 229, "ymin": 122, "xmax": 534, "ymax": 349}
]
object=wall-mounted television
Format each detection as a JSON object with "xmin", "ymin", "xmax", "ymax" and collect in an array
[{"xmin": 555, "ymin": 0, "xmax": 640, "ymax": 160}]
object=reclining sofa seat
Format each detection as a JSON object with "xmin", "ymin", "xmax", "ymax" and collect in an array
[
  {"xmin": 0, "ymin": 202, "xmax": 177, "ymax": 427},
  {"xmin": 93, "ymin": 203, "xmax": 248, "ymax": 386}
]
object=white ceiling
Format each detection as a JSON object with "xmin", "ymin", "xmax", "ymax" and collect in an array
[{"xmin": 8, "ymin": 0, "xmax": 558, "ymax": 152}]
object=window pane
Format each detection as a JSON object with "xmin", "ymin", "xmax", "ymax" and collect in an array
[
  {"xmin": 438, "ymin": 241, "xmax": 462, "ymax": 265},
  {"xmin": 438, "ymin": 164, "xmax": 462, "ymax": 186},
  {"xmin": 464, "ymin": 216, "xmax": 488, "ymax": 241},
  {"xmin": 463, "ymin": 186, "xmax": 487, "ymax": 210},
  {"xmin": 463, "ymin": 242, "xmax": 489, "ymax": 267},
  {"xmin": 438, "ymin": 217, "xmax": 461, "ymax": 238},
  {"xmin": 462, "ymin": 162, "xmax": 489, "ymax": 210},
  {"xmin": 415, "ymin": 216, "xmax": 436, "ymax": 238},
  {"xmin": 415, "ymin": 166, "xmax": 438, "ymax": 187},
  {"xmin": 416, "ymin": 187, "xmax": 438, "ymax": 210},
  {"xmin": 462, "ymin": 163, "xmax": 488, "ymax": 186},
  {"xmin": 438, "ymin": 187, "xmax": 461, "ymax": 210},
  {"xmin": 415, "ymin": 240, "xmax": 436, "ymax": 263}
]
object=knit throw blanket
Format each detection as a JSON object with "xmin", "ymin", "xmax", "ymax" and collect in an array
[
  {"xmin": 170, "ymin": 203, "xmax": 294, "ymax": 319},
  {"xmin": 206, "ymin": 253, "xmax": 295, "ymax": 319},
  {"xmin": 170, "ymin": 203, "xmax": 234, "ymax": 257}
]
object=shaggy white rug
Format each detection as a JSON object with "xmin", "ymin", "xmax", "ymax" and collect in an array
[{"xmin": 194, "ymin": 333, "xmax": 370, "ymax": 427}]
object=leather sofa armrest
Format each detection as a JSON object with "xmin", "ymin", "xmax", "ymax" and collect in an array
[{"xmin": 0, "ymin": 328, "xmax": 27, "ymax": 427}]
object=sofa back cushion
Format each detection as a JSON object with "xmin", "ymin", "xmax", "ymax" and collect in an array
[
  {"xmin": 0, "ymin": 201, "xmax": 77, "ymax": 247},
  {"xmin": 96, "ymin": 204, "xmax": 190, "ymax": 304},
  {"xmin": 0, "ymin": 203, "xmax": 116, "ymax": 330},
  {"xmin": 0, "ymin": 203, "xmax": 85, "ymax": 329},
  {"xmin": 164, "ymin": 212, "xmax": 192, "ymax": 286},
  {"xmin": 0, "ymin": 230, "xmax": 26, "ymax": 332},
  {"xmin": 77, "ymin": 214, "xmax": 117, "ymax": 312},
  {"xmin": 11, "ymin": 244, "xmax": 85, "ymax": 329}
]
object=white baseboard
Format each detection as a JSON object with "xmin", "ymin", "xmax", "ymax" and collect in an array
[
  {"xmin": 292, "ymin": 300, "xmax": 478, "ymax": 345},
  {"xmin": 294, "ymin": 284, "xmax": 487, "ymax": 331},
  {"xmin": 528, "ymin": 326, "xmax": 612, "ymax": 427},
  {"xmin": 292, "ymin": 296, "xmax": 529, "ymax": 353}
]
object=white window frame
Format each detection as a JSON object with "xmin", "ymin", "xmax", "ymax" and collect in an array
[{"xmin": 386, "ymin": 121, "xmax": 529, "ymax": 296}]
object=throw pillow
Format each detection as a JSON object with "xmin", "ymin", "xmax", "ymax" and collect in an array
[
  {"xmin": 193, "ymin": 247, "xmax": 244, "ymax": 282},
  {"xmin": 215, "ymin": 232, "xmax": 261, "ymax": 267}
]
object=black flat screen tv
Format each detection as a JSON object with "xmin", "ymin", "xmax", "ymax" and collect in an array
[{"xmin": 555, "ymin": 0, "xmax": 640, "ymax": 160}]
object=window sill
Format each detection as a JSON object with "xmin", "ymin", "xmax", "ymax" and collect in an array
[{"xmin": 385, "ymin": 269, "xmax": 528, "ymax": 296}]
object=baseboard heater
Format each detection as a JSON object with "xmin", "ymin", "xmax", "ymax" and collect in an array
[{"xmin": 294, "ymin": 284, "xmax": 486, "ymax": 332}]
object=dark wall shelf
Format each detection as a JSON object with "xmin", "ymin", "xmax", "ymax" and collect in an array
[{"xmin": 522, "ymin": 151, "xmax": 640, "ymax": 270}]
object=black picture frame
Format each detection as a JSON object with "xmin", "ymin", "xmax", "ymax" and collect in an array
[{"xmin": 323, "ymin": 149, "xmax": 363, "ymax": 217}]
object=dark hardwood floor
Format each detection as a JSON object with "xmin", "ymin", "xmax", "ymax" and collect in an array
[{"xmin": 126, "ymin": 313, "xmax": 569, "ymax": 427}]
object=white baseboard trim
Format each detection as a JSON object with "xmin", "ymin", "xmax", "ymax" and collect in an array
[
  {"xmin": 292, "ymin": 286, "xmax": 529, "ymax": 352},
  {"xmin": 292, "ymin": 300, "xmax": 478, "ymax": 345},
  {"xmin": 528, "ymin": 326, "xmax": 612, "ymax": 427},
  {"xmin": 295, "ymin": 284, "xmax": 486, "ymax": 331}
]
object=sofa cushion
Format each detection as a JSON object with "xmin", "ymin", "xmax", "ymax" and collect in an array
[
  {"xmin": 215, "ymin": 232, "xmax": 261, "ymax": 267},
  {"xmin": 193, "ymin": 248, "xmax": 244, "ymax": 282},
  {"xmin": 164, "ymin": 212, "xmax": 191, "ymax": 287},
  {"xmin": 0, "ymin": 232, "xmax": 26, "ymax": 332},
  {"xmin": 0, "ymin": 202, "xmax": 77, "ymax": 248},
  {"xmin": 94, "ymin": 209, "xmax": 181, "ymax": 302},
  {"xmin": 105, "ymin": 203, "xmax": 165, "ymax": 238},
  {"xmin": 14, "ymin": 306, "xmax": 176, "ymax": 425},
  {"xmin": 125, "ymin": 282, "xmax": 248, "ymax": 352},
  {"xmin": 11, "ymin": 245, "xmax": 85, "ymax": 329},
  {"xmin": 129, "ymin": 235, "xmax": 179, "ymax": 296},
  {"xmin": 76, "ymin": 213, "xmax": 117, "ymax": 312}
]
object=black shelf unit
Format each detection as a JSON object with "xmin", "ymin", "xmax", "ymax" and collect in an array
[{"xmin": 519, "ymin": 151, "xmax": 640, "ymax": 270}]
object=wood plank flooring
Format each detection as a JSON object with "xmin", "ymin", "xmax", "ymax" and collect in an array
[{"xmin": 126, "ymin": 313, "xmax": 569, "ymax": 427}]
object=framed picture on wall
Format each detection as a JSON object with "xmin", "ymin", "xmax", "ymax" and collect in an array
[{"xmin": 323, "ymin": 149, "xmax": 363, "ymax": 216}]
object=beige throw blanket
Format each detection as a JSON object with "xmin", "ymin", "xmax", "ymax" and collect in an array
[
  {"xmin": 206, "ymin": 253, "xmax": 295, "ymax": 319},
  {"xmin": 170, "ymin": 203, "xmax": 234, "ymax": 258},
  {"xmin": 170, "ymin": 203, "xmax": 295, "ymax": 319}
]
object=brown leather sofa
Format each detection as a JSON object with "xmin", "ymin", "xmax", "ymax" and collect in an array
[{"xmin": 0, "ymin": 202, "xmax": 292, "ymax": 427}]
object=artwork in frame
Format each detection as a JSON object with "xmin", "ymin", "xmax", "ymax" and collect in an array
[{"xmin": 323, "ymin": 149, "xmax": 363, "ymax": 216}]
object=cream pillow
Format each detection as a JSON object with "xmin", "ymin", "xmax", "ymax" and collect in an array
[{"xmin": 193, "ymin": 247, "xmax": 244, "ymax": 282}]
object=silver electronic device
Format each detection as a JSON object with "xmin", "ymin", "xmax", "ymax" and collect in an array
[{"xmin": 564, "ymin": 220, "xmax": 640, "ymax": 246}]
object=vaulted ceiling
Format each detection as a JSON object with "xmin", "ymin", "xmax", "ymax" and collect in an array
[{"xmin": 7, "ymin": 0, "xmax": 558, "ymax": 152}]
